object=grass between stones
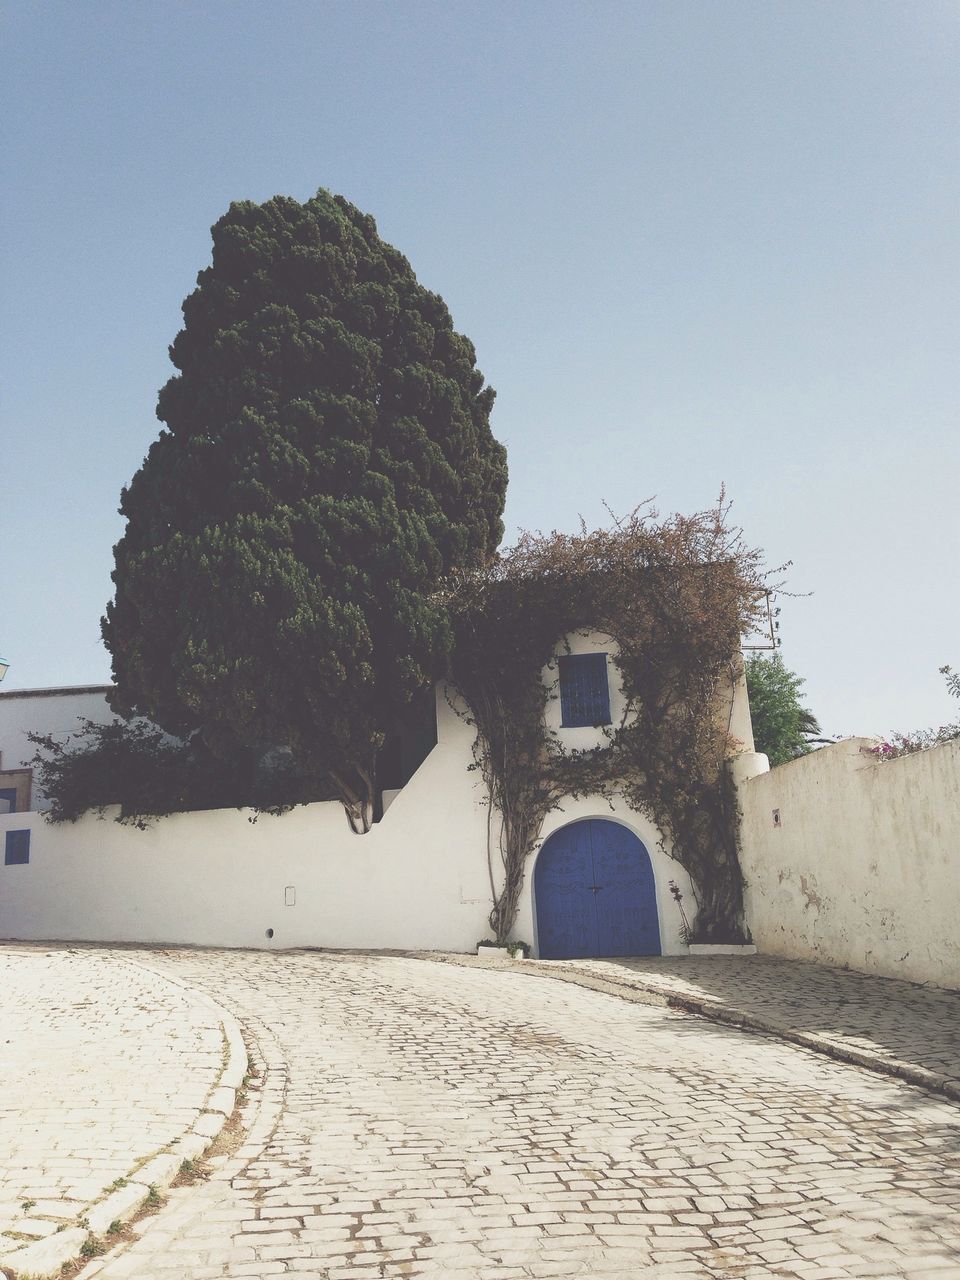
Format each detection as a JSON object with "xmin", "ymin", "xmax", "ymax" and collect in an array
[{"xmin": 7, "ymin": 1026, "xmax": 261, "ymax": 1280}]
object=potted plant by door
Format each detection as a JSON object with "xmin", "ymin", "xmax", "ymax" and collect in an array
[
  {"xmin": 477, "ymin": 939, "xmax": 530, "ymax": 959},
  {"xmin": 476, "ymin": 939, "xmax": 510, "ymax": 958}
]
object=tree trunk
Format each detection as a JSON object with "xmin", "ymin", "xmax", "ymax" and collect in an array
[
  {"xmin": 331, "ymin": 767, "xmax": 376, "ymax": 835},
  {"xmin": 690, "ymin": 879, "xmax": 750, "ymax": 943},
  {"xmin": 688, "ymin": 835, "xmax": 750, "ymax": 942},
  {"xmin": 683, "ymin": 764, "xmax": 750, "ymax": 943},
  {"xmin": 487, "ymin": 807, "xmax": 541, "ymax": 944}
]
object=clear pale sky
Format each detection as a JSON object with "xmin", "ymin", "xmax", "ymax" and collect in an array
[{"xmin": 2, "ymin": 0, "xmax": 958, "ymax": 738}]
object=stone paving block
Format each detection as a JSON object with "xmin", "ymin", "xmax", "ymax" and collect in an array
[
  {"xmin": 86, "ymin": 1181, "xmax": 152, "ymax": 1235},
  {"xmin": 171, "ymin": 1131, "xmax": 210, "ymax": 1161},
  {"xmin": 135, "ymin": 1153, "xmax": 182, "ymax": 1191},
  {"xmin": 28, "ymin": 1197, "xmax": 86, "ymax": 1220},
  {"xmin": 205, "ymin": 1085, "xmax": 236, "ymax": 1115},
  {"xmin": 1, "ymin": 1225, "xmax": 88, "ymax": 1277},
  {"xmin": 192, "ymin": 1111, "xmax": 226, "ymax": 1138},
  {"xmin": 226, "ymin": 1263, "xmax": 287, "ymax": 1275},
  {"xmin": 11, "ymin": 1215, "xmax": 61, "ymax": 1238}
]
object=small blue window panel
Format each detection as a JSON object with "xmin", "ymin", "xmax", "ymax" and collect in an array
[
  {"xmin": 558, "ymin": 653, "xmax": 611, "ymax": 727},
  {"xmin": 0, "ymin": 787, "xmax": 18, "ymax": 814},
  {"xmin": 5, "ymin": 829, "xmax": 30, "ymax": 866}
]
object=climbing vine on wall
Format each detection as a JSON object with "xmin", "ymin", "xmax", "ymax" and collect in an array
[{"xmin": 448, "ymin": 497, "xmax": 774, "ymax": 944}]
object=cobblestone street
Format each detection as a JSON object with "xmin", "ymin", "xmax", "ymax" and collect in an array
[
  {"xmin": 0, "ymin": 947, "xmax": 229, "ymax": 1275},
  {"xmin": 64, "ymin": 948, "xmax": 960, "ymax": 1280}
]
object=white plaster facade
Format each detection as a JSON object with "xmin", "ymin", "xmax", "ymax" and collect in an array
[
  {"xmin": 1, "ymin": 635, "xmax": 756, "ymax": 955},
  {"xmin": 739, "ymin": 736, "xmax": 960, "ymax": 989},
  {"xmin": 0, "ymin": 676, "xmax": 707, "ymax": 956},
  {"xmin": 7, "ymin": 668, "xmax": 952, "ymax": 982}
]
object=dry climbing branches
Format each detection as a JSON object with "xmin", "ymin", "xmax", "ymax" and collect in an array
[{"xmin": 448, "ymin": 495, "xmax": 773, "ymax": 943}]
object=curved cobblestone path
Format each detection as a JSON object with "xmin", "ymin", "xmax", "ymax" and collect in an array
[
  {"xmin": 0, "ymin": 947, "xmax": 224, "ymax": 1253},
  {"xmin": 83, "ymin": 950, "xmax": 960, "ymax": 1280}
]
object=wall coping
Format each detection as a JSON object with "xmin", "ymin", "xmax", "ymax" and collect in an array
[{"xmin": 0, "ymin": 684, "xmax": 114, "ymax": 701}]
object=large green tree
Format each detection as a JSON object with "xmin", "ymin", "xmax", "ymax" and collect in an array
[
  {"xmin": 104, "ymin": 190, "xmax": 507, "ymax": 831},
  {"xmin": 744, "ymin": 652, "xmax": 822, "ymax": 767}
]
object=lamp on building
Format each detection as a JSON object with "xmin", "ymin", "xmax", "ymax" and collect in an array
[{"xmin": 0, "ymin": 659, "xmax": 8, "ymax": 682}]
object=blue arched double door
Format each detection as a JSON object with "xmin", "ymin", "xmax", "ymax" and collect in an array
[{"xmin": 534, "ymin": 819, "xmax": 661, "ymax": 959}]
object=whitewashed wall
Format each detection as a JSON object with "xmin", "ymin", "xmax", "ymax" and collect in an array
[
  {"xmin": 0, "ymin": 688, "xmax": 486, "ymax": 951},
  {"xmin": 0, "ymin": 680, "xmax": 699, "ymax": 956},
  {"xmin": 728, "ymin": 656, "xmax": 756, "ymax": 754},
  {"xmin": 739, "ymin": 736, "xmax": 960, "ymax": 988}
]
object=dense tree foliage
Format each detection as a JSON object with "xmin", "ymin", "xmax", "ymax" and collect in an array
[
  {"xmin": 28, "ymin": 720, "xmax": 331, "ymax": 828},
  {"xmin": 744, "ymin": 653, "xmax": 822, "ymax": 766},
  {"xmin": 103, "ymin": 190, "xmax": 507, "ymax": 831}
]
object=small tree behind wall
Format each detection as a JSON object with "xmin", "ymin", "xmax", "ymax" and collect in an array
[{"xmin": 744, "ymin": 653, "xmax": 823, "ymax": 766}]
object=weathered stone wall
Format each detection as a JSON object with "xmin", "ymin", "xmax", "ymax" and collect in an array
[{"xmin": 739, "ymin": 736, "xmax": 960, "ymax": 988}]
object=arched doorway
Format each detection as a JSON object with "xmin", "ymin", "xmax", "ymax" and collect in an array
[{"xmin": 534, "ymin": 819, "xmax": 661, "ymax": 959}]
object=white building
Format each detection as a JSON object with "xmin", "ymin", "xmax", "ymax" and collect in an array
[
  {"xmin": 0, "ymin": 636, "xmax": 761, "ymax": 959},
  {"xmin": 0, "ymin": 684, "xmax": 115, "ymax": 813}
]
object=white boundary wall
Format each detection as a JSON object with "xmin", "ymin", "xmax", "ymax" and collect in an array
[
  {"xmin": 739, "ymin": 736, "xmax": 960, "ymax": 988},
  {"xmin": 0, "ymin": 682, "xmax": 701, "ymax": 956}
]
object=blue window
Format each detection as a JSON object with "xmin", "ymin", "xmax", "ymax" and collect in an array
[
  {"xmin": 0, "ymin": 787, "xmax": 18, "ymax": 814},
  {"xmin": 558, "ymin": 653, "xmax": 611, "ymax": 727},
  {"xmin": 4, "ymin": 829, "xmax": 30, "ymax": 866}
]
